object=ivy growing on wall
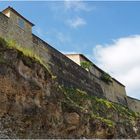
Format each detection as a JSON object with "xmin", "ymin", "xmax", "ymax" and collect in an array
[{"xmin": 58, "ymin": 85, "xmax": 139, "ymax": 127}]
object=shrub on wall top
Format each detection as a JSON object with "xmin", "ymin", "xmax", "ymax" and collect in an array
[
  {"xmin": 80, "ymin": 61, "xmax": 92, "ymax": 71},
  {"xmin": 100, "ymin": 72, "xmax": 113, "ymax": 84}
]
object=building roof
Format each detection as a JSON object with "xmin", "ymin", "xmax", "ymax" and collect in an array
[
  {"xmin": 65, "ymin": 53, "xmax": 125, "ymax": 87},
  {"xmin": 2, "ymin": 6, "xmax": 34, "ymax": 26}
]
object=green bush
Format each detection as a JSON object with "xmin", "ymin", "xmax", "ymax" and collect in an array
[
  {"xmin": 80, "ymin": 61, "xmax": 92, "ymax": 70},
  {"xmin": 0, "ymin": 37, "xmax": 7, "ymax": 48},
  {"xmin": 100, "ymin": 72, "xmax": 112, "ymax": 84}
]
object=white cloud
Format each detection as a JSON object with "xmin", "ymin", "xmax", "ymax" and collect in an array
[
  {"xmin": 93, "ymin": 35, "xmax": 140, "ymax": 99},
  {"xmin": 50, "ymin": 1, "xmax": 94, "ymax": 30},
  {"xmin": 67, "ymin": 17, "xmax": 86, "ymax": 28},
  {"xmin": 64, "ymin": 1, "xmax": 93, "ymax": 12}
]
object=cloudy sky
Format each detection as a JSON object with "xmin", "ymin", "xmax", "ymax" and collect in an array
[{"xmin": 0, "ymin": 1, "xmax": 140, "ymax": 99}]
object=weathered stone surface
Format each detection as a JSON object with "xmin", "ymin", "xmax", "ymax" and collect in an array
[{"xmin": 64, "ymin": 112, "xmax": 80, "ymax": 125}]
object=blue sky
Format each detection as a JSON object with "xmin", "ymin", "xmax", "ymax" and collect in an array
[
  {"xmin": 1, "ymin": 1, "xmax": 140, "ymax": 55},
  {"xmin": 0, "ymin": 1, "xmax": 140, "ymax": 99}
]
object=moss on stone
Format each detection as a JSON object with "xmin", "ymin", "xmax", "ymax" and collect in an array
[{"xmin": 58, "ymin": 85, "xmax": 139, "ymax": 127}]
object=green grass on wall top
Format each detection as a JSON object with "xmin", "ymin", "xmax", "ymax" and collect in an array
[{"xmin": 0, "ymin": 37, "xmax": 56, "ymax": 79}]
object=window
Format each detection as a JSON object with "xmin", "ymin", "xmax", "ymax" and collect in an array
[{"xmin": 18, "ymin": 18, "xmax": 25, "ymax": 29}]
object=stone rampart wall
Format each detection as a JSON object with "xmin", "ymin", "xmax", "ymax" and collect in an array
[
  {"xmin": 67, "ymin": 54, "xmax": 127, "ymax": 104},
  {"xmin": 32, "ymin": 34, "xmax": 106, "ymax": 98},
  {"xmin": 127, "ymin": 96, "xmax": 140, "ymax": 113},
  {"xmin": 32, "ymin": 35, "xmax": 127, "ymax": 105}
]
